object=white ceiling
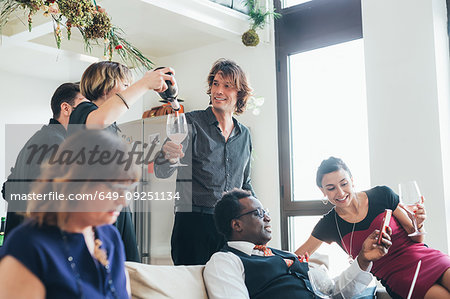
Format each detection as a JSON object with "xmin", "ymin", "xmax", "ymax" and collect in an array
[{"xmin": 0, "ymin": 0, "xmax": 250, "ymax": 80}]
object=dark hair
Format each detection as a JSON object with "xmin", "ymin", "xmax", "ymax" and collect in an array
[
  {"xmin": 214, "ymin": 188, "xmax": 252, "ymax": 239},
  {"xmin": 51, "ymin": 83, "xmax": 80, "ymax": 119},
  {"xmin": 316, "ymin": 157, "xmax": 352, "ymax": 187},
  {"xmin": 206, "ymin": 58, "xmax": 252, "ymax": 115}
]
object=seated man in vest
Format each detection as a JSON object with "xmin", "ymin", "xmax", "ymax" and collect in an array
[{"xmin": 204, "ymin": 188, "xmax": 392, "ymax": 299}]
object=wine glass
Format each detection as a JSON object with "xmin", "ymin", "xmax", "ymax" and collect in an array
[
  {"xmin": 398, "ymin": 181, "xmax": 425, "ymax": 237},
  {"xmin": 166, "ymin": 112, "xmax": 188, "ymax": 167},
  {"xmin": 308, "ymin": 264, "xmax": 335, "ymax": 298}
]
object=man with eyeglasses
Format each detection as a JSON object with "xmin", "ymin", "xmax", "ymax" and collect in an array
[
  {"xmin": 2, "ymin": 83, "xmax": 86, "ymax": 237},
  {"xmin": 204, "ymin": 188, "xmax": 392, "ymax": 299}
]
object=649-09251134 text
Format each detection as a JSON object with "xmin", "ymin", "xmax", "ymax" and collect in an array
[{"xmin": 8, "ymin": 191, "xmax": 180, "ymax": 201}]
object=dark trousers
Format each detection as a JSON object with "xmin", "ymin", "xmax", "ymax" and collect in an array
[{"xmin": 171, "ymin": 212, "xmax": 225, "ymax": 265}]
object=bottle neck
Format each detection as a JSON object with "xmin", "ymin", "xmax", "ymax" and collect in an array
[{"xmin": 169, "ymin": 99, "xmax": 181, "ymax": 111}]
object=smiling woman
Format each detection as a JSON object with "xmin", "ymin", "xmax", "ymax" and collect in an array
[
  {"xmin": 0, "ymin": 130, "xmax": 140, "ymax": 299},
  {"xmin": 295, "ymin": 157, "xmax": 450, "ymax": 299}
]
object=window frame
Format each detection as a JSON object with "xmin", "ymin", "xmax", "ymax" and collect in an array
[{"xmin": 274, "ymin": 0, "xmax": 364, "ymax": 250}]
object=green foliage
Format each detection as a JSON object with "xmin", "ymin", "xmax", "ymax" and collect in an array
[
  {"xmin": 241, "ymin": 0, "xmax": 281, "ymax": 47},
  {"xmin": 244, "ymin": 0, "xmax": 281, "ymax": 30},
  {"xmin": 0, "ymin": 0, "xmax": 154, "ymax": 70}
]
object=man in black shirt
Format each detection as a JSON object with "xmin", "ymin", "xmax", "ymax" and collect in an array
[
  {"xmin": 155, "ymin": 59, "xmax": 255, "ymax": 265},
  {"xmin": 2, "ymin": 83, "xmax": 85, "ymax": 237}
]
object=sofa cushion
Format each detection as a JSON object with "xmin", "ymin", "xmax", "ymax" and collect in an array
[{"xmin": 125, "ymin": 262, "xmax": 208, "ymax": 299}]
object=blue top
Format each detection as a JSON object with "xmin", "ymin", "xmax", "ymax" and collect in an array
[{"xmin": 0, "ymin": 221, "xmax": 129, "ymax": 299}]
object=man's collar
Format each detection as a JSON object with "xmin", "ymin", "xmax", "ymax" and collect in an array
[
  {"xmin": 49, "ymin": 118, "xmax": 67, "ymax": 135},
  {"xmin": 49, "ymin": 118, "xmax": 62, "ymax": 125},
  {"xmin": 205, "ymin": 106, "xmax": 219, "ymax": 125},
  {"xmin": 227, "ymin": 241, "xmax": 256, "ymax": 256},
  {"xmin": 205, "ymin": 106, "xmax": 243, "ymax": 134}
]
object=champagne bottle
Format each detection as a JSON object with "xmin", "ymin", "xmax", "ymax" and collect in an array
[
  {"xmin": 154, "ymin": 66, "xmax": 181, "ymax": 111},
  {"xmin": 0, "ymin": 216, "xmax": 5, "ymax": 246}
]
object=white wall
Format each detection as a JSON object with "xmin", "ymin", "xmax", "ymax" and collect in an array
[
  {"xmin": 362, "ymin": 0, "xmax": 450, "ymax": 252},
  {"xmin": 148, "ymin": 38, "xmax": 281, "ymax": 252},
  {"xmin": 0, "ymin": 71, "xmax": 61, "ymax": 216},
  {"xmin": 0, "ymin": 67, "xmax": 144, "ymax": 218}
]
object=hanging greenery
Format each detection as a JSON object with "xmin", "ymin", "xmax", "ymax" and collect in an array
[
  {"xmin": 241, "ymin": 0, "xmax": 281, "ymax": 47},
  {"xmin": 0, "ymin": 0, "xmax": 154, "ymax": 70}
]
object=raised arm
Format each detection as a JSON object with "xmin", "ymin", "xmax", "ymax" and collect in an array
[
  {"xmin": 86, "ymin": 67, "xmax": 175, "ymax": 127},
  {"xmin": 294, "ymin": 234, "xmax": 323, "ymax": 257}
]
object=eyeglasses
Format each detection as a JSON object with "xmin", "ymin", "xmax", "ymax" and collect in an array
[{"xmin": 234, "ymin": 207, "xmax": 270, "ymax": 219}]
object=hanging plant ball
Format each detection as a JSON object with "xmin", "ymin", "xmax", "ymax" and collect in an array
[
  {"xmin": 242, "ymin": 29, "xmax": 259, "ymax": 47},
  {"xmin": 84, "ymin": 11, "xmax": 111, "ymax": 40}
]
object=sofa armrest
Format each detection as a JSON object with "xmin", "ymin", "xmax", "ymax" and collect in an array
[{"xmin": 125, "ymin": 262, "xmax": 208, "ymax": 299}]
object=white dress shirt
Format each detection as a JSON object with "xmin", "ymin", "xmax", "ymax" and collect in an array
[{"xmin": 204, "ymin": 241, "xmax": 373, "ymax": 299}]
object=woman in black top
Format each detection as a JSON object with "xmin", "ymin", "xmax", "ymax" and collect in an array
[
  {"xmin": 69, "ymin": 61, "xmax": 175, "ymax": 261},
  {"xmin": 70, "ymin": 61, "xmax": 174, "ymax": 134}
]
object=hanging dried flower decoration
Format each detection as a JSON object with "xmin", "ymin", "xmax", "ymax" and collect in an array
[
  {"xmin": 84, "ymin": 10, "xmax": 111, "ymax": 40},
  {"xmin": 0, "ymin": 0, "xmax": 154, "ymax": 70}
]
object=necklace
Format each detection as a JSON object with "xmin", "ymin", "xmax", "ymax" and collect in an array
[
  {"xmin": 60, "ymin": 227, "xmax": 118, "ymax": 299},
  {"xmin": 335, "ymin": 212, "xmax": 356, "ymax": 264},
  {"xmin": 334, "ymin": 192, "xmax": 360, "ymax": 264}
]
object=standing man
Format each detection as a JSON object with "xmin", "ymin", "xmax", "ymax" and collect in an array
[
  {"xmin": 204, "ymin": 189, "xmax": 392, "ymax": 299},
  {"xmin": 155, "ymin": 58, "xmax": 254, "ymax": 265},
  {"xmin": 2, "ymin": 83, "xmax": 86, "ymax": 236}
]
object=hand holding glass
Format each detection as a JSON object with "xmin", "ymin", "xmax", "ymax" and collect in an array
[
  {"xmin": 166, "ymin": 112, "xmax": 188, "ymax": 167},
  {"xmin": 398, "ymin": 181, "xmax": 425, "ymax": 237},
  {"xmin": 308, "ymin": 264, "xmax": 335, "ymax": 298}
]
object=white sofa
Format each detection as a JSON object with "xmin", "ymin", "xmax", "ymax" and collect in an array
[
  {"xmin": 124, "ymin": 252, "xmax": 331, "ymax": 299},
  {"xmin": 125, "ymin": 258, "xmax": 391, "ymax": 299}
]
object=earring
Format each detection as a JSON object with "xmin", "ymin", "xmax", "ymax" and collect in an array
[{"xmin": 321, "ymin": 197, "xmax": 328, "ymax": 205}]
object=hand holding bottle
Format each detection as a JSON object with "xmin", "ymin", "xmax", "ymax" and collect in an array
[{"xmin": 142, "ymin": 67, "xmax": 175, "ymax": 92}]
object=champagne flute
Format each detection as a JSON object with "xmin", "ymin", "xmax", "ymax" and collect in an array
[
  {"xmin": 308, "ymin": 264, "xmax": 335, "ymax": 298},
  {"xmin": 398, "ymin": 181, "xmax": 425, "ymax": 237},
  {"xmin": 166, "ymin": 112, "xmax": 188, "ymax": 167}
]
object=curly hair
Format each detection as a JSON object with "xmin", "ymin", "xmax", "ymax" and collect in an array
[
  {"xmin": 206, "ymin": 58, "xmax": 253, "ymax": 115},
  {"xmin": 214, "ymin": 188, "xmax": 252, "ymax": 240}
]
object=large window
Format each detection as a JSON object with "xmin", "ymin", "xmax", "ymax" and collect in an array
[
  {"xmin": 282, "ymin": 0, "xmax": 312, "ymax": 9},
  {"xmin": 275, "ymin": 0, "xmax": 370, "ymax": 264},
  {"xmin": 290, "ymin": 39, "xmax": 370, "ymax": 202}
]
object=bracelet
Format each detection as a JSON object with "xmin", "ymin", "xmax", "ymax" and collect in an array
[{"xmin": 116, "ymin": 93, "xmax": 129, "ymax": 109}]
